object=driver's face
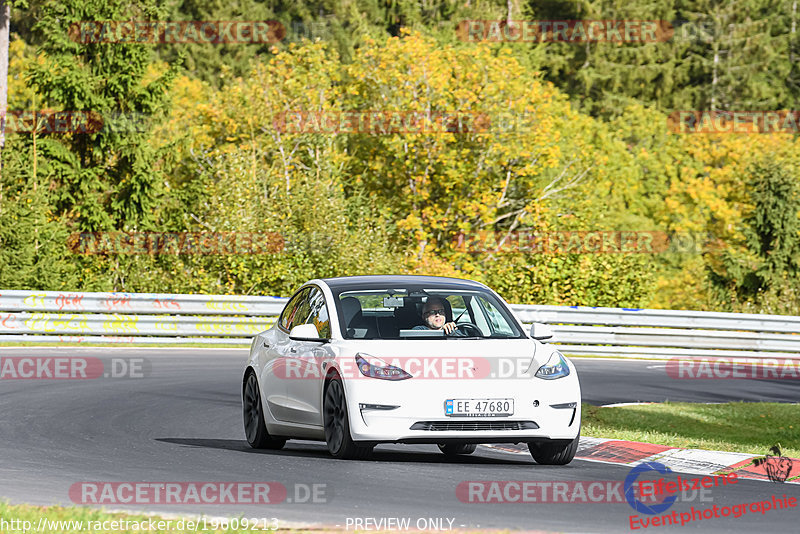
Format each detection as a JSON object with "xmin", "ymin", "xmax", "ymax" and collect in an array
[{"xmin": 423, "ymin": 301, "xmax": 446, "ymax": 329}]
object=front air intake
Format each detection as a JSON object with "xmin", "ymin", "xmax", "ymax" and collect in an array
[{"xmin": 410, "ymin": 420, "xmax": 539, "ymax": 431}]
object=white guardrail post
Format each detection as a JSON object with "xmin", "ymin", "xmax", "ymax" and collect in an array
[{"xmin": 1, "ymin": 290, "xmax": 799, "ymax": 358}]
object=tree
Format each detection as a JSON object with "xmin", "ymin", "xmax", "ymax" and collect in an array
[
  {"xmin": 25, "ymin": 0, "xmax": 179, "ymax": 231},
  {"xmin": 0, "ymin": 0, "xmax": 18, "ymax": 174},
  {"xmin": 708, "ymin": 158, "xmax": 800, "ymax": 311}
]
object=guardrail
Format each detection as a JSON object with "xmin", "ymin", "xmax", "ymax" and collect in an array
[
  {"xmin": 514, "ymin": 306, "xmax": 800, "ymax": 359},
  {"xmin": 1, "ymin": 290, "xmax": 799, "ymax": 358},
  {"xmin": 0, "ymin": 290, "xmax": 284, "ymax": 345}
]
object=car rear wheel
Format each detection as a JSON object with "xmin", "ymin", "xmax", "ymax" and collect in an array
[
  {"xmin": 528, "ymin": 433, "xmax": 579, "ymax": 465},
  {"xmin": 438, "ymin": 443, "xmax": 477, "ymax": 456},
  {"xmin": 323, "ymin": 377, "xmax": 373, "ymax": 460},
  {"xmin": 243, "ymin": 372, "xmax": 286, "ymax": 450}
]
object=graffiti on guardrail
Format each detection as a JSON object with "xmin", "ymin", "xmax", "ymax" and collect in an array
[
  {"xmin": 153, "ymin": 298, "xmax": 181, "ymax": 310},
  {"xmin": 154, "ymin": 320, "xmax": 179, "ymax": 332},
  {"xmin": 195, "ymin": 318, "xmax": 269, "ymax": 335},
  {"xmin": 24, "ymin": 313, "xmax": 90, "ymax": 332},
  {"xmin": 102, "ymin": 294, "xmax": 133, "ymax": 311},
  {"xmin": 102, "ymin": 314, "xmax": 140, "ymax": 333},
  {"xmin": 55, "ymin": 293, "xmax": 85, "ymax": 310},
  {"xmin": 23, "ymin": 294, "xmax": 47, "ymax": 308},
  {"xmin": 61, "ymin": 335, "xmax": 138, "ymax": 344},
  {"xmin": 205, "ymin": 299, "xmax": 248, "ymax": 313},
  {"xmin": 2, "ymin": 313, "xmax": 18, "ymax": 329}
]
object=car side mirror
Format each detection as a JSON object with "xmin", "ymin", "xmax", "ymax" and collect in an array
[
  {"xmin": 530, "ymin": 322, "xmax": 554, "ymax": 341},
  {"xmin": 289, "ymin": 324, "xmax": 326, "ymax": 342}
]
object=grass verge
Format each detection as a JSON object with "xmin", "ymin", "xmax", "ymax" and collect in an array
[{"xmin": 582, "ymin": 401, "xmax": 800, "ymax": 458}]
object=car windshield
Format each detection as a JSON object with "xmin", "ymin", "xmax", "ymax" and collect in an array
[{"xmin": 334, "ymin": 287, "xmax": 525, "ymax": 340}]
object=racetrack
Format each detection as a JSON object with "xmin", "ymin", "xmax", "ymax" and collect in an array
[{"xmin": 1, "ymin": 347, "xmax": 798, "ymax": 533}]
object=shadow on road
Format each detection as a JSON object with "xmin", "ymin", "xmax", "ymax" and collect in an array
[{"xmin": 155, "ymin": 438, "xmax": 534, "ymax": 465}]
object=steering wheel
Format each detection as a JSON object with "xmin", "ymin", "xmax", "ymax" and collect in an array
[{"xmin": 452, "ymin": 322, "xmax": 482, "ymax": 336}]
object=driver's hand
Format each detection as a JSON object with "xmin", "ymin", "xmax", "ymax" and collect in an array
[{"xmin": 442, "ymin": 321, "xmax": 457, "ymax": 334}]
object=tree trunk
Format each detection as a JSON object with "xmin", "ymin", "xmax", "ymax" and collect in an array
[{"xmin": 0, "ymin": 0, "xmax": 9, "ymax": 176}]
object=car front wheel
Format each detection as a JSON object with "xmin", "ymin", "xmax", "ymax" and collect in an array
[
  {"xmin": 528, "ymin": 433, "xmax": 579, "ymax": 465},
  {"xmin": 243, "ymin": 372, "xmax": 286, "ymax": 450},
  {"xmin": 323, "ymin": 377, "xmax": 373, "ymax": 460}
]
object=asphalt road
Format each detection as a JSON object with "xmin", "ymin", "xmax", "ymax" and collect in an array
[{"xmin": 1, "ymin": 347, "xmax": 798, "ymax": 533}]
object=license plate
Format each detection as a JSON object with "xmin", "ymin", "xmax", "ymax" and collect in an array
[{"xmin": 444, "ymin": 398, "xmax": 514, "ymax": 417}]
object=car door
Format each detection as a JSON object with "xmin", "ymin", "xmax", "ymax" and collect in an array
[
  {"xmin": 259, "ymin": 287, "xmax": 310, "ymax": 422},
  {"xmin": 282, "ymin": 286, "xmax": 331, "ymax": 426}
]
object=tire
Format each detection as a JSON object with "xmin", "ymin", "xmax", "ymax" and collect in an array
[
  {"xmin": 243, "ymin": 372, "xmax": 286, "ymax": 450},
  {"xmin": 323, "ymin": 377, "xmax": 373, "ymax": 460},
  {"xmin": 528, "ymin": 433, "xmax": 580, "ymax": 465},
  {"xmin": 438, "ymin": 443, "xmax": 477, "ymax": 456}
]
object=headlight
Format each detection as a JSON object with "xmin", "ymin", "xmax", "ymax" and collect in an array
[
  {"xmin": 535, "ymin": 351, "xmax": 570, "ymax": 380},
  {"xmin": 355, "ymin": 353, "xmax": 412, "ymax": 381}
]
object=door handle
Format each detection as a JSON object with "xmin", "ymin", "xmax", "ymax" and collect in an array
[
  {"xmin": 262, "ymin": 341, "xmax": 270, "ymax": 348},
  {"xmin": 289, "ymin": 347, "xmax": 297, "ymax": 353}
]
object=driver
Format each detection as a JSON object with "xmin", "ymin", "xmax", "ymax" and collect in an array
[{"xmin": 412, "ymin": 296, "xmax": 463, "ymax": 335}]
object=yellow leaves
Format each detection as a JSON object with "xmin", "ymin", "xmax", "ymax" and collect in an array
[
  {"xmin": 397, "ymin": 213, "xmax": 423, "ymax": 233},
  {"xmin": 7, "ymin": 39, "xmax": 42, "ymax": 108}
]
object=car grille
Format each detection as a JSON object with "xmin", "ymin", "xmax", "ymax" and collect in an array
[{"xmin": 410, "ymin": 420, "xmax": 539, "ymax": 431}]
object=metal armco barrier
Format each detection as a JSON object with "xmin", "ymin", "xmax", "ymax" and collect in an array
[
  {"xmin": 513, "ymin": 305, "xmax": 800, "ymax": 359},
  {"xmin": 0, "ymin": 290, "xmax": 286, "ymax": 315},
  {"xmin": 1, "ymin": 290, "xmax": 799, "ymax": 358},
  {"xmin": 0, "ymin": 290, "xmax": 284, "ymax": 345}
]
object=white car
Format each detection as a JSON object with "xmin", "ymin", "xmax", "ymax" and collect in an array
[{"xmin": 242, "ymin": 275, "xmax": 581, "ymax": 462}]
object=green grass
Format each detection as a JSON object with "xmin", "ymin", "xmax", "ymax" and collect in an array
[
  {"xmin": 0, "ymin": 502, "xmax": 294, "ymax": 533},
  {"xmin": 583, "ymin": 401, "xmax": 800, "ymax": 458}
]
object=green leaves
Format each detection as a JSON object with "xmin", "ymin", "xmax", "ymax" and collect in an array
[
  {"xmin": 708, "ymin": 158, "xmax": 800, "ymax": 310},
  {"xmin": 2, "ymin": 3, "xmax": 799, "ymax": 309}
]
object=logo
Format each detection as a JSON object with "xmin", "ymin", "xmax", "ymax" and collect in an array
[
  {"xmin": 624, "ymin": 462, "xmax": 678, "ymax": 515},
  {"xmin": 753, "ymin": 445, "xmax": 794, "ymax": 483}
]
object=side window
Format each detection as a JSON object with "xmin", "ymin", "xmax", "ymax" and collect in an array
[
  {"xmin": 306, "ymin": 287, "xmax": 331, "ymax": 338},
  {"xmin": 290, "ymin": 290, "xmax": 314, "ymax": 331},
  {"xmin": 279, "ymin": 288, "xmax": 310, "ymax": 331}
]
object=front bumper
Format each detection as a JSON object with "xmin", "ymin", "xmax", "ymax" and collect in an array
[{"xmin": 344, "ymin": 374, "xmax": 581, "ymax": 443}]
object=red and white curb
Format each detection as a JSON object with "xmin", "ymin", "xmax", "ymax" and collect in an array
[{"xmin": 485, "ymin": 438, "xmax": 800, "ymax": 484}]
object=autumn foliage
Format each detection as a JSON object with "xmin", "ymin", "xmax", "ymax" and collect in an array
[{"xmin": 2, "ymin": 2, "xmax": 799, "ymax": 313}]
